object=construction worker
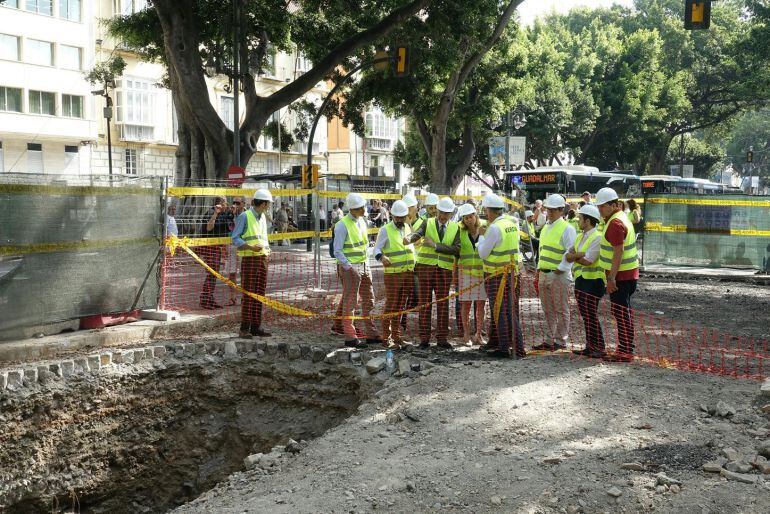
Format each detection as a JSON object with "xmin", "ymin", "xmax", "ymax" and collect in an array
[
  {"xmin": 231, "ymin": 189, "xmax": 273, "ymax": 338},
  {"xmin": 333, "ymin": 192, "xmax": 382, "ymax": 348},
  {"xmin": 407, "ymin": 197, "xmax": 460, "ymax": 349},
  {"xmin": 520, "ymin": 210, "xmax": 538, "ymax": 262},
  {"xmin": 478, "ymin": 193, "xmax": 525, "ymax": 359},
  {"xmin": 400, "ymin": 193, "xmax": 421, "ymax": 327},
  {"xmin": 535, "ymin": 194, "xmax": 577, "ymax": 351},
  {"xmin": 374, "ymin": 200, "xmax": 415, "ymax": 348},
  {"xmin": 595, "ymin": 187, "xmax": 639, "ymax": 362},
  {"xmin": 414, "ymin": 193, "xmax": 439, "ymax": 231},
  {"xmin": 565, "ymin": 204, "xmax": 606, "ymax": 358},
  {"xmin": 456, "ymin": 203, "xmax": 487, "ymax": 347},
  {"xmin": 402, "ymin": 194, "xmax": 420, "ymax": 225}
]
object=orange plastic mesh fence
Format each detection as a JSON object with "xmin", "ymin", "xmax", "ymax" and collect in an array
[{"xmin": 160, "ymin": 238, "xmax": 769, "ymax": 381}]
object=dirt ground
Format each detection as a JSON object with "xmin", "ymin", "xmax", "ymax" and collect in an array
[{"xmin": 175, "ymin": 353, "xmax": 770, "ymax": 514}]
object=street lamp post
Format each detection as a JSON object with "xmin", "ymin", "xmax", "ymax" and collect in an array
[{"xmin": 92, "ymin": 81, "xmax": 115, "ymax": 181}]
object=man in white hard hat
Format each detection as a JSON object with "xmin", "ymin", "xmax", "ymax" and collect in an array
[
  {"xmin": 415, "ymin": 193, "xmax": 439, "ymax": 231},
  {"xmin": 231, "ymin": 189, "xmax": 273, "ymax": 338},
  {"xmin": 477, "ymin": 192, "xmax": 526, "ymax": 358},
  {"xmin": 520, "ymin": 209, "xmax": 539, "ymax": 262},
  {"xmin": 595, "ymin": 187, "xmax": 639, "ymax": 362},
  {"xmin": 400, "ymin": 193, "xmax": 421, "ymax": 326},
  {"xmin": 407, "ymin": 196, "xmax": 460, "ymax": 349},
  {"xmin": 581, "ymin": 191, "xmax": 592, "ymax": 204},
  {"xmin": 332, "ymin": 192, "xmax": 382, "ymax": 348},
  {"xmin": 535, "ymin": 193, "xmax": 577, "ymax": 351},
  {"xmin": 565, "ymin": 204, "xmax": 606, "ymax": 358},
  {"xmin": 373, "ymin": 200, "xmax": 415, "ymax": 348}
]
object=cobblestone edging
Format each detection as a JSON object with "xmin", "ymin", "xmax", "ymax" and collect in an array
[{"xmin": 0, "ymin": 339, "xmax": 423, "ymax": 394}]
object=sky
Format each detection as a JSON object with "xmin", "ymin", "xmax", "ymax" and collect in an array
[{"xmin": 517, "ymin": 0, "xmax": 635, "ymax": 26}]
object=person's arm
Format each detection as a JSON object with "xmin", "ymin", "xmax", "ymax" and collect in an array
[
  {"xmin": 373, "ymin": 226, "xmax": 389, "ymax": 263},
  {"xmin": 405, "ymin": 220, "xmax": 427, "ymax": 244},
  {"xmin": 435, "ymin": 229, "xmax": 461, "ymax": 257},
  {"xmin": 577, "ymin": 233, "xmax": 601, "ymax": 266},
  {"xmin": 477, "ymin": 225, "xmax": 501, "ymax": 260},
  {"xmin": 333, "ymin": 220, "xmax": 351, "ymax": 268},
  {"xmin": 556, "ymin": 225, "xmax": 577, "ymax": 274},
  {"xmin": 206, "ymin": 208, "xmax": 220, "ymax": 232},
  {"xmin": 604, "ymin": 219, "xmax": 627, "ymax": 293},
  {"xmin": 231, "ymin": 212, "xmax": 248, "ymax": 248}
]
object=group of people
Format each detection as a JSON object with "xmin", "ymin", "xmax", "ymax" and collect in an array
[{"xmin": 224, "ymin": 186, "xmax": 640, "ymax": 362}]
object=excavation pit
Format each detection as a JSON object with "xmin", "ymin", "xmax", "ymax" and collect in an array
[{"xmin": 0, "ymin": 344, "xmax": 372, "ymax": 513}]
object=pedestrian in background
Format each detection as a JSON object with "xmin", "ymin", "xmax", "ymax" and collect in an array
[
  {"xmin": 165, "ymin": 203, "xmax": 178, "ymax": 237},
  {"xmin": 332, "ymin": 193, "xmax": 382, "ymax": 348},
  {"xmin": 566, "ymin": 204, "xmax": 606, "ymax": 358},
  {"xmin": 232, "ymin": 189, "xmax": 273, "ymax": 338},
  {"xmin": 331, "ymin": 201, "xmax": 344, "ymax": 225},
  {"xmin": 535, "ymin": 194, "xmax": 576, "ymax": 351},
  {"xmin": 595, "ymin": 187, "xmax": 639, "ymax": 362},
  {"xmin": 374, "ymin": 200, "xmax": 415, "ymax": 348},
  {"xmin": 274, "ymin": 204, "xmax": 290, "ymax": 246},
  {"xmin": 200, "ymin": 196, "xmax": 232, "ymax": 309},
  {"xmin": 627, "ymin": 199, "xmax": 643, "ymax": 237}
]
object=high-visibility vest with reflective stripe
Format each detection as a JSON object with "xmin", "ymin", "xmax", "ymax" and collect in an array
[
  {"xmin": 338, "ymin": 214, "xmax": 368, "ymax": 265},
  {"xmin": 237, "ymin": 209, "xmax": 270, "ymax": 257},
  {"xmin": 520, "ymin": 220, "xmax": 535, "ymax": 241},
  {"xmin": 482, "ymin": 216, "xmax": 520, "ymax": 275},
  {"xmin": 382, "ymin": 222, "xmax": 415, "ymax": 274},
  {"xmin": 538, "ymin": 218, "xmax": 568, "ymax": 271},
  {"xmin": 412, "ymin": 216, "xmax": 426, "ymax": 232},
  {"xmin": 458, "ymin": 220, "xmax": 487, "ymax": 277},
  {"xmin": 599, "ymin": 210, "xmax": 638, "ymax": 272},
  {"xmin": 416, "ymin": 218, "xmax": 459, "ymax": 270},
  {"xmin": 568, "ymin": 217, "xmax": 580, "ymax": 234},
  {"xmin": 572, "ymin": 229, "xmax": 605, "ymax": 282}
]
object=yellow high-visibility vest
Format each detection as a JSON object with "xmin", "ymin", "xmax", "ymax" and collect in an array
[{"xmin": 237, "ymin": 209, "xmax": 270, "ymax": 257}]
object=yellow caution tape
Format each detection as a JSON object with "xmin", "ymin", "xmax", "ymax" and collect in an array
[
  {"xmin": 1, "ymin": 237, "xmax": 160, "ymax": 256},
  {"xmin": 168, "ymin": 186, "xmax": 314, "ymax": 198},
  {"xmin": 0, "ymin": 184, "xmax": 157, "ymax": 196},
  {"xmin": 318, "ymin": 191, "xmax": 403, "ymax": 200},
  {"xmin": 645, "ymin": 222, "xmax": 770, "ymax": 237}
]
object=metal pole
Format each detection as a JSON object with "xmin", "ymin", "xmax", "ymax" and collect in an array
[
  {"xmin": 232, "ymin": 0, "xmax": 240, "ymax": 168},
  {"xmin": 678, "ymin": 133, "xmax": 684, "ymax": 176},
  {"xmin": 106, "ymin": 94, "xmax": 113, "ymax": 182},
  {"xmin": 505, "ymin": 111, "xmax": 511, "ymax": 175},
  {"xmin": 277, "ymin": 107, "xmax": 282, "ymax": 173},
  {"xmin": 159, "ymin": 176, "xmax": 169, "ymax": 309}
]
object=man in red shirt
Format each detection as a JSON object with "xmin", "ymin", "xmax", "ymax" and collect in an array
[{"xmin": 595, "ymin": 188, "xmax": 639, "ymax": 362}]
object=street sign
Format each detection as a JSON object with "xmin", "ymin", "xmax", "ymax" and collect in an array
[
  {"xmin": 489, "ymin": 136, "xmax": 526, "ymax": 168},
  {"xmin": 226, "ymin": 165, "xmax": 246, "ymax": 186},
  {"xmin": 669, "ymin": 164, "xmax": 694, "ymax": 178}
]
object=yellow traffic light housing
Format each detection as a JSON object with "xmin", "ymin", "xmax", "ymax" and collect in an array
[
  {"xmin": 302, "ymin": 164, "xmax": 320, "ymax": 188},
  {"xmin": 684, "ymin": 0, "xmax": 711, "ymax": 30},
  {"xmin": 747, "ymin": 151, "xmax": 754, "ymax": 163},
  {"xmin": 394, "ymin": 46, "xmax": 409, "ymax": 77}
]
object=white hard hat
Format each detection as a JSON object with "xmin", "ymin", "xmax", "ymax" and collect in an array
[
  {"xmin": 402, "ymin": 194, "xmax": 418, "ymax": 208},
  {"xmin": 578, "ymin": 204, "xmax": 601, "ymax": 221},
  {"xmin": 524, "ymin": 210, "xmax": 534, "ymax": 218},
  {"xmin": 425, "ymin": 193, "xmax": 440, "ymax": 206},
  {"xmin": 595, "ymin": 187, "xmax": 619, "ymax": 205},
  {"xmin": 481, "ymin": 192, "xmax": 505, "ymax": 209},
  {"xmin": 346, "ymin": 192, "xmax": 366, "ymax": 210},
  {"xmin": 543, "ymin": 194, "xmax": 566, "ymax": 209},
  {"xmin": 437, "ymin": 197, "xmax": 455, "ymax": 213},
  {"xmin": 253, "ymin": 189, "xmax": 273, "ymax": 202},
  {"xmin": 456, "ymin": 203, "xmax": 476, "ymax": 219},
  {"xmin": 390, "ymin": 200, "xmax": 409, "ymax": 217}
]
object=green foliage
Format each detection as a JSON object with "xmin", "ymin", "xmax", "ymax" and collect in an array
[
  {"xmin": 721, "ymin": 109, "xmax": 770, "ymax": 184},
  {"xmin": 84, "ymin": 55, "xmax": 127, "ymax": 87},
  {"xmin": 666, "ymin": 134, "xmax": 726, "ymax": 179},
  {"xmin": 262, "ymin": 120, "xmax": 295, "ymax": 152}
]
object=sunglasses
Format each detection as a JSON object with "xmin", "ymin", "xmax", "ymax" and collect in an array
[{"xmin": 232, "ymin": 201, "xmax": 242, "ymax": 205}]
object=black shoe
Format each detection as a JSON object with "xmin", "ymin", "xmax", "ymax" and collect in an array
[
  {"xmin": 489, "ymin": 349, "xmax": 512, "ymax": 359},
  {"xmin": 419, "ymin": 342, "xmax": 431, "ymax": 349},
  {"xmin": 251, "ymin": 328, "xmax": 272, "ymax": 337},
  {"xmin": 552, "ymin": 343, "xmax": 566, "ymax": 351},
  {"xmin": 572, "ymin": 348, "xmax": 591, "ymax": 356},
  {"xmin": 514, "ymin": 350, "xmax": 527, "ymax": 359},
  {"xmin": 532, "ymin": 343, "xmax": 555, "ymax": 351},
  {"xmin": 344, "ymin": 339, "xmax": 367, "ymax": 349},
  {"xmin": 437, "ymin": 341, "xmax": 453, "ymax": 350},
  {"xmin": 366, "ymin": 338, "xmax": 384, "ymax": 346}
]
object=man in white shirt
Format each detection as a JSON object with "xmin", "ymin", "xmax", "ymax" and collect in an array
[
  {"xmin": 533, "ymin": 199, "xmax": 547, "ymax": 230},
  {"xmin": 331, "ymin": 193, "xmax": 382, "ymax": 347},
  {"xmin": 535, "ymin": 194, "xmax": 577, "ymax": 351},
  {"xmin": 565, "ymin": 204, "xmax": 606, "ymax": 358},
  {"xmin": 165, "ymin": 204, "xmax": 178, "ymax": 237}
]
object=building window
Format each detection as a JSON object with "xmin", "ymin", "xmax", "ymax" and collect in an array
[
  {"xmin": 26, "ymin": 39, "xmax": 54, "ymax": 66},
  {"xmin": 116, "ymin": 77, "xmax": 155, "ymax": 141},
  {"xmin": 0, "ymin": 34, "xmax": 20, "ymax": 61},
  {"xmin": 0, "ymin": 86, "xmax": 22, "ymax": 112},
  {"xmin": 2, "ymin": 1, "xmax": 19, "ymax": 9},
  {"xmin": 220, "ymin": 96, "xmax": 234, "ymax": 130},
  {"xmin": 62, "ymin": 94, "xmax": 83, "ymax": 118},
  {"xmin": 29, "ymin": 90, "xmax": 56, "ymax": 115},
  {"xmin": 64, "ymin": 145, "xmax": 79, "ymax": 174},
  {"xmin": 27, "ymin": 143, "xmax": 43, "ymax": 173},
  {"xmin": 59, "ymin": 45, "xmax": 82, "ymax": 70},
  {"xmin": 0, "ymin": 141, "xmax": 4, "ymax": 173},
  {"xmin": 124, "ymin": 148, "xmax": 138, "ymax": 175},
  {"xmin": 365, "ymin": 111, "xmax": 395, "ymax": 139},
  {"xmin": 25, "ymin": 0, "xmax": 52, "ymax": 16},
  {"xmin": 59, "ymin": 0, "xmax": 81, "ymax": 21},
  {"xmin": 264, "ymin": 45, "xmax": 277, "ymax": 77},
  {"xmin": 121, "ymin": 0, "xmax": 148, "ymax": 15}
]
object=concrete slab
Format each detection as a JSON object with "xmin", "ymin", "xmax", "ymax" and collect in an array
[{"xmin": 642, "ymin": 265, "xmax": 770, "ymax": 284}]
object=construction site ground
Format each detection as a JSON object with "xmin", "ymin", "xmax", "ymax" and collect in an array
[{"xmin": 1, "ymin": 276, "xmax": 769, "ymax": 514}]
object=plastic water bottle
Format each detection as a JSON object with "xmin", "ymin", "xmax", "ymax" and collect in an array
[{"xmin": 386, "ymin": 350, "xmax": 395, "ymax": 372}]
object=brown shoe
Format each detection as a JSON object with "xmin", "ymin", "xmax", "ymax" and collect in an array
[
  {"xmin": 238, "ymin": 331, "xmax": 253, "ymax": 339},
  {"xmin": 251, "ymin": 328, "xmax": 272, "ymax": 337}
]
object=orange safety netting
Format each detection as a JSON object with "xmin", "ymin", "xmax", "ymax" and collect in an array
[{"xmin": 159, "ymin": 238, "xmax": 769, "ymax": 381}]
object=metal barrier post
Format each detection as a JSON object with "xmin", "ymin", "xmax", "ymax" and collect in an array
[{"xmin": 159, "ymin": 176, "xmax": 170, "ymax": 310}]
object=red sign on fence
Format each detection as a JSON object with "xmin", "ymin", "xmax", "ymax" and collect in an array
[{"xmin": 226, "ymin": 165, "xmax": 246, "ymax": 186}]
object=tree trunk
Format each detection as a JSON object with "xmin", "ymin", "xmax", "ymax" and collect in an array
[{"xmin": 647, "ymin": 134, "xmax": 674, "ymax": 175}]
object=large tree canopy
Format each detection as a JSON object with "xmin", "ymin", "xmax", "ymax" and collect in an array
[{"xmin": 107, "ymin": 0, "xmax": 430, "ymax": 186}]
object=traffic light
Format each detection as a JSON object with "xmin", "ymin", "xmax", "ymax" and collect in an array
[
  {"xmin": 301, "ymin": 164, "xmax": 320, "ymax": 188},
  {"xmin": 747, "ymin": 150, "xmax": 754, "ymax": 163},
  {"xmin": 394, "ymin": 46, "xmax": 409, "ymax": 77},
  {"xmin": 684, "ymin": 1, "xmax": 711, "ymax": 30}
]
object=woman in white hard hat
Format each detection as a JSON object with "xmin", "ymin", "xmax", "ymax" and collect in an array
[
  {"xmin": 373, "ymin": 200, "xmax": 415, "ymax": 348},
  {"xmin": 456, "ymin": 203, "xmax": 487, "ymax": 346},
  {"xmin": 231, "ymin": 189, "xmax": 273, "ymax": 338},
  {"xmin": 565, "ymin": 204, "xmax": 606, "ymax": 358}
]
